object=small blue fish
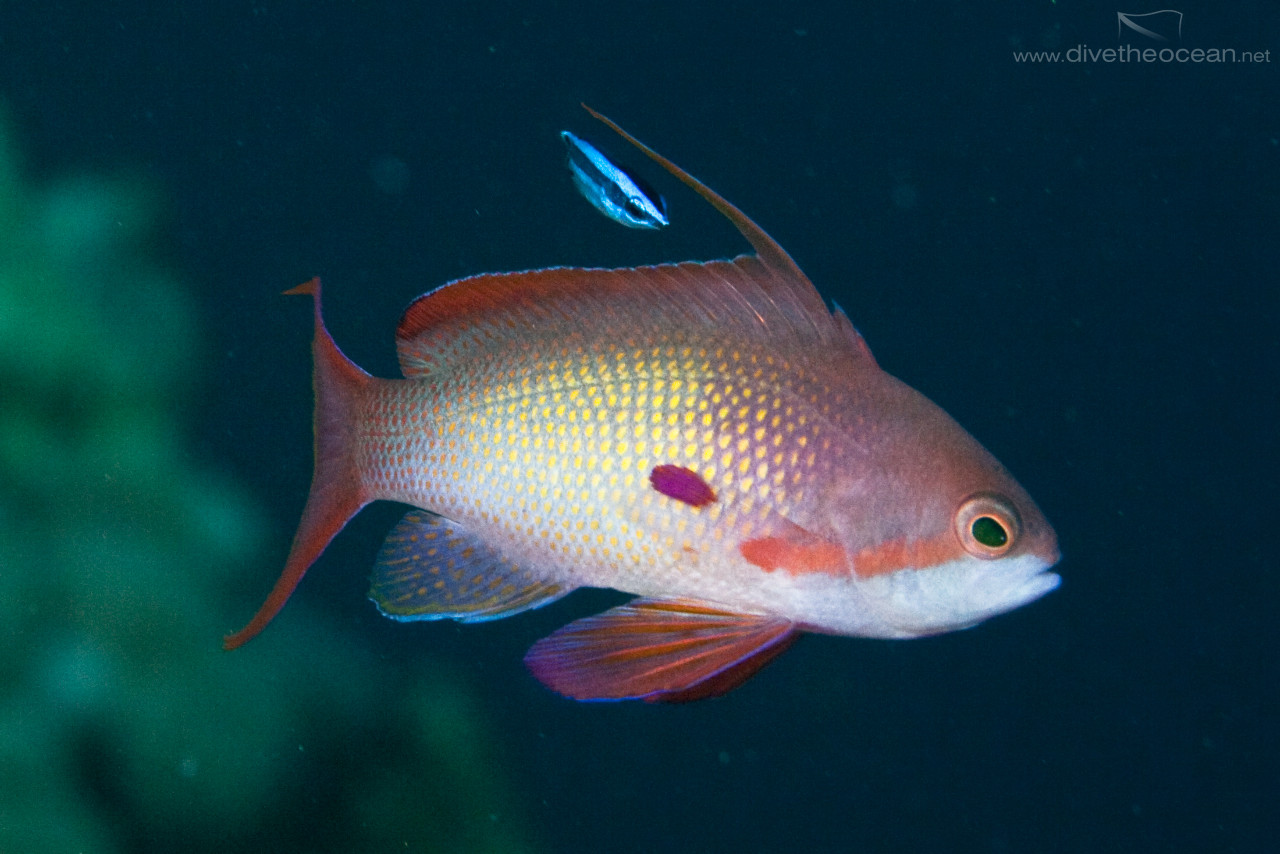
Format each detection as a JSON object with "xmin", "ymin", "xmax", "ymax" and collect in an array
[{"xmin": 561, "ymin": 130, "xmax": 668, "ymax": 229}]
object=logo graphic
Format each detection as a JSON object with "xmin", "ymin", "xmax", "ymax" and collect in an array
[
  {"xmin": 1117, "ymin": 10, "xmax": 1183, "ymax": 42},
  {"xmin": 1011, "ymin": 9, "xmax": 1268, "ymax": 66}
]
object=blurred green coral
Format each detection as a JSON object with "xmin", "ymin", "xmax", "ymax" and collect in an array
[{"xmin": 0, "ymin": 107, "xmax": 536, "ymax": 853}]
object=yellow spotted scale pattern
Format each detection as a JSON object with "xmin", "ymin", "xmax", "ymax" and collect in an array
[
  {"xmin": 357, "ymin": 257, "xmax": 874, "ymax": 619},
  {"xmin": 372, "ymin": 511, "xmax": 568, "ymax": 621},
  {"xmin": 224, "ymin": 108, "xmax": 1057, "ymax": 704}
]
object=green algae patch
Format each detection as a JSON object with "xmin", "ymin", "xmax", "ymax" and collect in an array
[{"xmin": 0, "ymin": 107, "xmax": 538, "ymax": 854}]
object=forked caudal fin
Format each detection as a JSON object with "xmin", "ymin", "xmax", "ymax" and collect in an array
[{"xmin": 223, "ymin": 278, "xmax": 372, "ymax": 649}]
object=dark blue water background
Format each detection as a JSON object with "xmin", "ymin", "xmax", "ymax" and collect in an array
[{"xmin": 2, "ymin": 2, "xmax": 1275, "ymax": 851}]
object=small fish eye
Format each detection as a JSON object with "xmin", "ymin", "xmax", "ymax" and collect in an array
[
  {"xmin": 624, "ymin": 198, "xmax": 646, "ymax": 217},
  {"xmin": 955, "ymin": 494, "xmax": 1020, "ymax": 559}
]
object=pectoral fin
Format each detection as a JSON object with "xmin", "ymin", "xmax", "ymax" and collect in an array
[
  {"xmin": 524, "ymin": 598, "xmax": 797, "ymax": 703},
  {"xmin": 370, "ymin": 511, "xmax": 570, "ymax": 622}
]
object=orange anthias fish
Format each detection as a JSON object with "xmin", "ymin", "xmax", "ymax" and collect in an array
[{"xmin": 225, "ymin": 106, "xmax": 1060, "ymax": 702}]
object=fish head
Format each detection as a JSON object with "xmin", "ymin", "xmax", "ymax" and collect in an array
[{"xmin": 817, "ymin": 374, "xmax": 1060, "ymax": 638}]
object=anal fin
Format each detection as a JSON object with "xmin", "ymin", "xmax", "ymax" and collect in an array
[
  {"xmin": 524, "ymin": 598, "xmax": 797, "ymax": 703},
  {"xmin": 371, "ymin": 512, "xmax": 570, "ymax": 622}
]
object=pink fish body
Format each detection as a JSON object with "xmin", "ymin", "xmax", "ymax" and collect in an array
[{"xmin": 226, "ymin": 107, "xmax": 1060, "ymax": 702}]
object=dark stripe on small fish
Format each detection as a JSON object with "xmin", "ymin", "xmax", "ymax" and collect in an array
[{"xmin": 562, "ymin": 131, "xmax": 668, "ymax": 230}]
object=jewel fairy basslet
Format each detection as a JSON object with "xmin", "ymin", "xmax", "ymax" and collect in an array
[{"xmin": 225, "ymin": 106, "xmax": 1059, "ymax": 703}]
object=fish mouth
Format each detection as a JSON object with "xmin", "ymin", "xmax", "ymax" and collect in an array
[
  {"xmin": 860, "ymin": 553, "xmax": 1062, "ymax": 638},
  {"xmin": 1002, "ymin": 537, "xmax": 1062, "ymax": 610},
  {"xmin": 953, "ymin": 554, "xmax": 1061, "ymax": 628},
  {"xmin": 1012, "ymin": 566, "xmax": 1061, "ymax": 609},
  {"xmin": 992, "ymin": 550, "xmax": 1061, "ymax": 605}
]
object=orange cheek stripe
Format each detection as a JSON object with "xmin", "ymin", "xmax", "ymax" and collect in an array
[
  {"xmin": 740, "ymin": 536, "xmax": 848, "ymax": 577},
  {"xmin": 740, "ymin": 530, "xmax": 963, "ymax": 579},
  {"xmin": 848, "ymin": 532, "xmax": 960, "ymax": 578}
]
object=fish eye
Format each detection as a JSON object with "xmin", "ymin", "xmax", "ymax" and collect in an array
[
  {"xmin": 954, "ymin": 494, "xmax": 1020, "ymax": 559},
  {"xmin": 624, "ymin": 198, "xmax": 647, "ymax": 218},
  {"xmin": 971, "ymin": 516, "xmax": 1007, "ymax": 548}
]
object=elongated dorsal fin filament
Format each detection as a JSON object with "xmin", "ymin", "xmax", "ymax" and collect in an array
[{"xmin": 582, "ymin": 104, "xmax": 812, "ymax": 288}]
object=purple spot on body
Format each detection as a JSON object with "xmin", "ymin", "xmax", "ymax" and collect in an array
[{"xmin": 649, "ymin": 464, "xmax": 716, "ymax": 507}]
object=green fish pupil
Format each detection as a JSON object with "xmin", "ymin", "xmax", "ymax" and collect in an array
[{"xmin": 971, "ymin": 516, "xmax": 1008, "ymax": 548}]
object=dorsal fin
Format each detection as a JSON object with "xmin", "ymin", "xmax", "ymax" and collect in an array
[
  {"xmin": 586, "ymin": 105, "xmax": 878, "ymax": 365},
  {"xmin": 395, "ymin": 109, "xmax": 877, "ymax": 378},
  {"xmin": 393, "ymin": 109, "xmax": 876, "ymax": 379},
  {"xmin": 581, "ymin": 104, "xmax": 812, "ymax": 292},
  {"xmin": 394, "ymin": 254, "xmax": 866, "ymax": 377}
]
